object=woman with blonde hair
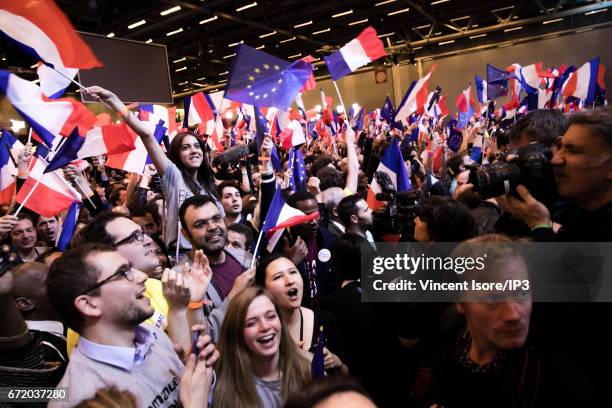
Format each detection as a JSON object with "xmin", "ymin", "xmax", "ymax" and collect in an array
[{"xmin": 214, "ymin": 287, "xmax": 310, "ymax": 408}]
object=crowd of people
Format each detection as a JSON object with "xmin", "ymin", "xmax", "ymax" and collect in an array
[{"xmin": 0, "ymin": 82, "xmax": 610, "ymax": 407}]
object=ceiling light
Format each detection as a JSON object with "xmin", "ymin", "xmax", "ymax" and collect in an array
[
  {"xmin": 294, "ymin": 21, "xmax": 313, "ymax": 28},
  {"xmin": 434, "ymin": 32, "xmax": 442, "ymax": 35},
  {"xmin": 145, "ymin": 39, "xmax": 153, "ymax": 43},
  {"xmin": 175, "ymin": 67, "xmax": 187, "ymax": 72},
  {"xmin": 161, "ymin": 6, "xmax": 181, "ymax": 16},
  {"xmin": 223, "ymin": 53, "xmax": 236, "ymax": 59},
  {"xmin": 431, "ymin": 0, "xmax": 450, "ymax": 5},
  {"xmin": 128, "ymin": 20, "xmax": 146, "ymax": 29},
  {"xmin": 388, "ymin": 8, "xmax": 409, "ymax": 16},
  {"xmin": 199, "ymin": 16, "xmax": 218, "ymax": 24},
  {"xmin": 219, "ymin": 71, "xmax": 229, "ymax": 76},
  {"xmin": 256, "ymin": 45, "xmax": 266, "ymax": 49},
  {"xmin": 332, "ymin": 10, "xmax": 353, "ymax": 18},
  {"xmin": 173, "ymin": 57, "xmax": 186, "ymax": 63},
  {"xmin": 412, "ymin": 46, "xmax": 423, "ymax": 50},
  {"xmin": 313, "ymin": 28, "xmax": 330, "ymax": 35},
  {"xmin": 543, "ymin": 18, "xmax": 563, "ymax": 24},
  {"xmin": 416, "ymin": 24, "xmax": 430, "ymax": 29},
  {"xmin": 259, "ymin": 31, "xmax": 277, "ymax": 38},
  {"xmin": 279, "ymin": 36, "xmax": 296, "ymax": 43},
  {"xmin": 197, "ymin": 77, "xmax": 206, "ymax": 81},
  {"xmin": 349, "ymin": 18, "xmax": 368, "ymax": 26},
  {"xmin": 377, "ymin": 32, "xmax": 394, "ymax": 38},
  {"xmin": 492, "ymin": 5, "xmax": 514, "ymax": 13},
  {"xmin": 450, "ymin": 15, "xmax": 470, "ymax": 21},
  {"xmin": 439, "ymin": 40, "xmax": 455, "ymax": 45},
  {"xmin": 107, "ymin": 32, "xmax": 115, "ymax": 38},
  {"xmin": 504, "ymin": 26, "xmax": 523, "ymax": 32},
  {"xmin": 375, "ymin": 0, "xmax": 397, "ymax": 6},
  {"xmin": 178, "ymin": 81, "xmax": 188, "ymax": 86},
  {"xmin": 193, "ymin": 83, "xmax": 205, "ymax": 87},
  {"xmin": 469, "ymin": 33, "xmax": 487, "ymax": 39},
  {"xmin": 228, "ymin": 41, "xmax": 243, "ymax": 47},
  {"xmin": 166, "ymin": 28, "xmax": 183, "ymax": 36},
  {"xmin": 236, "ymin": 2, "xmax": 257, "ymax": 12},
  {"xmin": 288, "ymin": 53, "xmax": 302, "ymax": 59},
  {"xmin": 585, "ymin": 9, "xmax": 607, "ymax": 15}
]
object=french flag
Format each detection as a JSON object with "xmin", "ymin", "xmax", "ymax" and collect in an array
[
  {"xmin": 455, "ymin": 85, "xmax": 477, "ymax": 129},
  {"xmin": 139, "ymin": 104, "xmax": 178, "ymax": 138},
  {"xmin": 16, "ymin": 156, "xmax": 81, "ymax": 217},
  {"xmin": 279, "ymin": 119, "xmax": 306, "ymax": 151},
  {"xmin": 367, "ymin": 140, "xmax": 411, "ymax": 211},
  {"xmin": 106, "ymin": 120, "xmax": 166, "ymax": 174},
  {"xmin": 263, "ymin": 185, "xmax": 320, "ymax": 252},
  {"xmin": 394, "ymin": 65, "xmax": 437, "ymax": 125},
  {"xmin": 323, "ymin": 26, "xmax": 387, "ymax": 81},
  {"xmin": 0, "ymin": 130, "xmax": 18, "ymax": 204},
  {"xmin": 475, "ymin": 76, "xmax": 487, "ymax": 104},
  {"xmin": 0, "ymin": 70, "xmax": 96, "ymax": 148},
  {"xmin": 562, "ymin": 57, "xmax": 601, "ymax": 105},
  {"xmin": 56, "ymin": 201, "xmax": 80, "ymax": 251},
  {"xmin": 184, "ymin": 92, "xmax": 216, "ymax": 134},
  {"xmin": 470, "ymin": 133, "xmax": 484, "ymax": 164},
  {"xmin": 36, "ymin": 62, "xmax": 78, "ymax": 99},
  {"xmin": 300, "ymin": 55, "xmax": 318, "ymax": 92},
  {"xmin": 44, "ymin": 123, "xmax": 137, "ymax": 173}
]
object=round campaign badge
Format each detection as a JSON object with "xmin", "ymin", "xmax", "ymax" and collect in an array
[{"xmin": 318, "ymin": 249, "xmax": 331, "ymax": 263}]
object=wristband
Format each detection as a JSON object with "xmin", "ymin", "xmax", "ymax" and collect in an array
[
  {"xmin": 188, "ymin": 301, "xmax": 204, "ymax": 310},
  {"xmin": 258, "ymin": 156, "xmax": 271, "ymax": 162},
  {"xmin": 531, "ymin": 223, "xmax": 553, "ymax": 231},
  {"xmin": 119, "ymin": 106, "xmax": 130, "ymax": 118}
]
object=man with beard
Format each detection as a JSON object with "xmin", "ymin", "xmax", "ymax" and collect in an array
[
  {"xmin": 35, "ymin": 215, "xmax": 59, "ymax": 248},
  {"xmin": 336, "ymin": 195, "xmax": 375, "ymax": 247},
  {"xmin": 46, "ymin": 243, "xmax": 218, "ymax": 407}
]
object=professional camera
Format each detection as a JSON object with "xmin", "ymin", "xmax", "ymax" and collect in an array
[
  {"xmin": 371, "ymin": 171, "xmax": 421, "ymax": 240},
  {"xmin": 468, "ymin": 142, "xmax": 557, "ymax": 207}
]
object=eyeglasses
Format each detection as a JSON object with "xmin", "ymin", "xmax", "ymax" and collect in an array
[
  {"xmin": 82, "ymin": 266, "xmax": 135, "ymax": 295},
  {"xmin": 113, "ymin": 230, "xmax": 146, "ymax": 247}
]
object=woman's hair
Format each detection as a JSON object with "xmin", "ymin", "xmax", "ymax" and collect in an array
[
  {"xmin": 416, "ymin": 196, "xmax": 476, "ymax": 242},
  {"xmin": 214, "ymin": 287, "xmax": 310, "ymax": 408},
  {"xmin": 284, "ymin": 375, "xmax": 373, "ymax": 408},
  {"xmin": 72, "ymin": 386, "xmax": 138, "ymax": 408},
  {"xmin": 167, "ymin": 132, "xmax": 218, "ymax": 199},
  {"xmin": 255, "ymin": 253, "xmax": 292, "ymax": 287}
]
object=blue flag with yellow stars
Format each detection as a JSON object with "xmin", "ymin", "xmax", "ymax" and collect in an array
[{"xmin": 224, "ymin": 44, "xmax": 312, "ymax": 110}]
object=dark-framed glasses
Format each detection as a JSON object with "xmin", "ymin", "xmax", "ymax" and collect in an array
[
  {"xmin": 113, "ymin": 230, "xmax": 146, "ymax": 247},
  {"xmin": 81, "ymin": 266, "xmax": 135, "ymax": 295}
]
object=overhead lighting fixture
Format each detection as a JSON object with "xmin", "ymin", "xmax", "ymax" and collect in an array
[
  {"xmin": 173, "ymin": 57, "xmax": 187, "ymax": 63},
  {"xmin": 106, "ymin": 32, "xmax": 115, "ymax": 38},
  {"xmin": 218, "ymin": 79, "xmax": 227, "ymax": 83},
  {"xmin": 175, "ymin": 67, "xmax": 187, "ymax": 72},
  {"xmin": 145, "ymin": 39, "xmax": 153, "ymax": 43},
  {"xmin": 193, "ymin": 82, "xmax": 206, "ymax": 87},
  {"xmin": 416, "ymin": 24, "xmax": 431, "ymax": 29},
  {"xmin": 375, "ymin": 0, "xmax": 396, "ymax": 6},
  {"xmin": 388, "ymin": 8, "xmax": 409, "ymax": 16},
  {"xmin": 469, "ymin": 33, "xmax": 487, "ymax": 39},
  {"xmin": 434, "ymin": 32, "xmax": 442, "ymax": 35},
  {"xmin": 450, "ymin": 15, "xmax": 470, "ymax": 21},
  {"xmin": 166, "ymin": 28, "xmax": 183, "ymax": 36},
  {"xmin": 236, "ymin": 2, "xmax": 257, "ymax": 12},
  {"xmin": 439, "ymin": 39, "xmax": 455, "ymax": 45},
  {"xmin": 412, "ymin": 46, "xmax": 423, "ymax": 50},
  {"xmin": 208, "ymin": 89, "xmax": 219, "ymax": 93},
  {"xmin": 288, "ymin": 53, "xmax": 302, "ymax": 59},
  {"xmin": 259, "ymin": 31, "xmax": 277, "ymax": 38},
  {"xmin": 256, "ymin": 45, "xmax": 266, "ymax": 49},
  {"xmin": 585, "ymin": 9, "xmax": 607, "ymax": 16},
  {"xmin": 279, "ymin": 36, "xmax": 296, "ymax": 43},
  {"xmin": 219, "ymin": 71, "xmax": 229, "ymax": 76},
  {"xmin": 431, "ymin": 0, "xmax": 450, "ymax": 5},
  {"xmin": 161, "ymin": 6, "xmax": 181, "ymax": 16},
  {"xmin": 349, "ymin": 18, "xmax": 368, "ymax": 26},
  {"xmin": 543, "ymin": 18, "xmax": 563, "ymax": 24},
  {"xmin": 128, "ymin": 20, "xmax": 146, "ymax": 29},
  {"xmin": 312, "ymin": 28, "xmax": 330, "ymax": 35},
  {"xmin": 197, "ymin": 77, "xmax": 206, "ymax": 81},
  {"xmin": 223, "ymin": 53, "xmax": 236, "ymax": 59},
  {"xmin": 332, "ymin": 10, "xmax": 353, "ymax": 18},
  {"xmin": 492, "ymin": 5, "xmax": 514, "ymax": 13},
  {"xmin": 200, "ymin": 16, "xmax": 218, "ymax": 24},
  {"xmin": 377, "ymin": 32, "xmax": 394, "ymax": 38},
  {"xmin": 178, "ymin": 81, "xmax": 188, "ymax": 86},
  {"xmin": 228, "ymin": 40, "xmax": 243, "ymax": 47},
  {"xmin": 504, "ymin": 26, "xmax": 523, "ymax": 32},
  {"xmin": 294, "ymin": 20, "xmax": 313, "ymax": 28}
]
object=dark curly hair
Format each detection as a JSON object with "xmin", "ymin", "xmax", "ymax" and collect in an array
[{"xmin": 416, "ymin": 196, "xmax": 476, "ymax": 242}]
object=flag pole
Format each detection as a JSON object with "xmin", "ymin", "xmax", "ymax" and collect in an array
[
  {"xmin": 250, "ymin": 228, "xmax": 265, "ymax": 269},
  {"xmin": 27, "ymin": 127, "xmax": 32, "ymax": 145},
  {"xmin": 48, "ymin": 64, "xmax": 115, "ymax": 111}
]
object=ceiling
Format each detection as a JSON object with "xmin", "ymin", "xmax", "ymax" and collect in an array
[{"xmin": 1, "ymin": 0, "xmax": 610, "ymax": 97}]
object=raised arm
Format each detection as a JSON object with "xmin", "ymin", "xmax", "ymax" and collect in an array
[
  {"xmin": 85, "ymin": 86, "xmax": 171, "ymax": 177},
  {"xmin": 344, "ymin": 126, "xmax": 358, "ymax": 194}
]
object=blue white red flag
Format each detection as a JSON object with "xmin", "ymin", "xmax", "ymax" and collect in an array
[
  {"xmin": 324, "ymin": 26, "xmax": 386, "ymax": 81},
  {"xmin": 367, "ymin": 140, "xmax": 411, "ymax": 210}
]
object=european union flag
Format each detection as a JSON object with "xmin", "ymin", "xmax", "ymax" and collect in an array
[
  {"xmin": 225, "ymin": 44, "xmax": 312, "ymax": 110},
  {"xmin": 486, "ymin": 64, "xmax": 512, "ymax": 100},
  {"xmin": 253, "ymin": 105, "xmax": 268, "ymax": 151}
]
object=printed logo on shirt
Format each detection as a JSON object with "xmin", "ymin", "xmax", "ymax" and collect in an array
[{"xmin": 147, "ymin": 376, "xmax": 180, "ymax": 408}]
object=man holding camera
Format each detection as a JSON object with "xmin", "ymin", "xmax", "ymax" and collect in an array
[{"xmin": 497, "ymin": 107, "xmax": 612, "ymax": 241}]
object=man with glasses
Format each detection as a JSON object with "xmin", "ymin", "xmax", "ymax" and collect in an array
[{"xmin": 46, "ymin": 243, "xmax": 218, "ymax": 407}]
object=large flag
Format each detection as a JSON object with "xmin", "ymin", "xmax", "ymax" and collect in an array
[
  {"xmin": 262, "ymin": 185, "xmax": 320, "ymax": 252},
  {"xmin": 367, "ymin": 140, "xmax": 411, "ymax": 211},
  {"xmin": 486, "ymin": 64, "xmax": 511, "ymax": 100},
  {"xmin": 44, "ymin": 123, "xmax": 136, "ymax": 173},
  {"xmin": 562, "ymin": 57, "xmax": 601, "ymax": 105},
  {"xmin": 105, "ymin": 121, "xmax": 166, "ymax": 174},
  {"xmin": 455, "ymin": 85, "xmax": 476, "ymax": 129},
  {"xmin": 394, "ymin": 65, "xmax": 436, "ymax": 125},
  {"xmin": 224, "ymin": 44, "xmax": 312, "ymax": 110},
  {"xmin": 183, "ymin": 92, "xmax": 216, "ymax": 134},
  {"xmin": 279, "ymin": 119, "xmax": 306, "ymax": 150},
  {"xmin": 16, "ymin": 156, "xmax": 81, "ymax": 217},
  {"xmin": 323, "ymin": 26, "xmax": 386, "ymax": 81},
  {"xmin": 0, "ymin": 130, "xmax": 18, "ymax": 204},
  {"xmin": 287, "ymin": 147, "xmax": 308, "ymax": 192},
  {"xmin": 36, "ymin": 62, "xmax": 78, "ymax": 99},
  {"xmin": 0, "ymin": 0, "xmax": 101, "ymax": 69},
  {"xmin": 56, "ymin": 201, "xmax": 80, "ymax": 251},
  {"xmin": 475, "ymin": 76, "xmax": 487, "ymax": 104},
  {"xmin": 353, "ymin": 107, "xmax": 365, "ymax": 131},
  {"xmin": 139, "ymin": 104, "xmax": 178, "ymax": 137},
  {"xmin": 0, "ymin": 70, "xmax": 96, "ymax": 147}
]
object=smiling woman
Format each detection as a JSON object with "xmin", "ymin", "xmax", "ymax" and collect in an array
[{"xmin": 213, "ymin": 287, "xmax": 310, "ymax": 408}]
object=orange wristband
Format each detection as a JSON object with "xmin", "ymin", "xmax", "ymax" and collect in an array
[
  {"xmin": 188, "ymin": 302, "xmax": 204, "ymax": 309},
  {"xmin": 119, "ymin": 106, "xmax": 130, "ymax": 118},
  {"xmin": 258, "ymin": 156, "xmax": 271, "ymax": 162}
]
